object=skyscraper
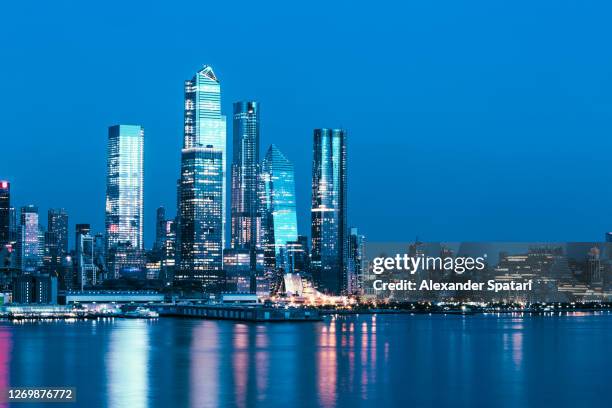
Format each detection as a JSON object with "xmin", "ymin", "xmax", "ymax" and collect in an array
[
  {"xmin": 311, "ymin": 128, "xmax": 348, "ymax": 295},
  {"xmin": 176, "ymin": 65, "xmax": 226, "ymax": 291},
  {"xmin": 347, "ymin": 227, "xmax": 366, "ymax": 294},
  {"xmin": 176, "ymin": 147, "xmax": 224, "ymax": 290},
  {"xmin": 17, "ymin": 205, "xmax": 42, "ymax": 273},
  {"xmin": 48, "ymin": 208, "xmax": 68, "ymax": 257},
  {"xmin": 0, "ymin": 181, "xmax": 9, "ymax": 246},
  {"xmin": 260, "ymin": 145, "xmax": 298, "ymax": 273},
  {"xmin": 231, "ymin": 101, "xmax": 260, "ymax": 253},
  {"xmin": 105, "ymin": 125, "xmax": 144, "ymax": 254},
  {"xmin": 154, "ymin": 206, "xmax": 166, "ymax": 252}
]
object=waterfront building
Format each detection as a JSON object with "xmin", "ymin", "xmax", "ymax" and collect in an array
[
  {"xmin": 286, "ymin": 235, "xmax": 310, "ymax": 275},
  {"xmin": 76, "ymin": 225, "xmax": 96, "ymax": 289},
  {"xmin": 12, "ymin": 274, "xmax": 58, "ymax": 304},
  {"xmin": 105, "ymin": 124, "xmax": 144, "ymax": 259},
  {"xmin": 177, "ymin": 65, "xmax": 226, "ymax": 291},
  {"xmin": 0, "ymin": 181, "xmax": 9, "ymax": 246},
  {"xmin": 107, "ymin": 242, "xmax": 146, "ymax": 280},
  {"xmin": 224, "ymin": 248, "xmax": 264, "ymax": 293},
  {"xmin": 347, "ymin": 227, "xmax": 366, "ymax": 295},
  {"xmin": 17, "ymin": 205, "xmax": 42, "ymax": 273},
  {"xmin": 160, "ymin": 219, "xmax": 176, "ymax": 283},
  {"xmin": 260, "ymin": 145, "xmax": 298, "ymax": 272},
  {"xmin": 311, "ymin": 128, "xmax": 348, "ymax": 295},
  {"xmin": 231, "ymin": 101, "xmax": 260, "ymax": 254},
  {"xmin": 154, "ymin": 207, "xmax": 166, "ymax": 253},
  {"xmin": 48, "ymin": 208, "xmax": 68, "ymax": 257}
]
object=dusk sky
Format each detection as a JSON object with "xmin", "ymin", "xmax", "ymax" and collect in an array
[{"xmin": 2, "ymin": 0, "xmax": 612, "ymax": 247}]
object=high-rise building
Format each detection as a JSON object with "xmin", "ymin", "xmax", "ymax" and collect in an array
[
  {"xmin": 48, "ymin": 208, "xmax": 68, "ymax": 257},
  {"xmin": 160, "ymin": 219, "xmax": 177, "ymax": 282},
  {"xmin": 0, "ymin": 181, "xmax": 9, "ymax": 246},
  {"xmin": 176, "ymin": 65, "xmax": 226, "ymax": 291},
  {"xmin": 75, "ymin": 224, "xmax": 95, "ymax": 289},
  {"xmin": 181, "ymin": 65, "xmax": 227, "ymax": 244},
  {"xmin": 260, "ymin": 145, "xmax": 298, "ymax": 273},
  {"xmin": 347, "ymin": 227, "xmax": 366, "ymax": 294},
  {"xmin": 17, "ymin": 205, "xmax": 42, "ymax": 273},
  {"xmin": 311, "ymin": 128, "xmax": 348, "ymax": 295},
  {"xmin": 154, "ymin": 207, "xmax": 166, "ymax": 252},
  {"xmin": 8, "ymin": 207, "xmax": 17, "ymax": 244},
  {"xmin": 105, "ymin": 125, "xmax": 144, "ymax": 256},
  {"xmin": 176, "ymin": 147, "xmax": 224, "ymax": 290},
  {"xmin": 231, "ymin": 101, "xmax": 260, "ymax": 252},
  {"xmin": 286, "ymin": 235, "xmax": 310, "ymax": 275}
]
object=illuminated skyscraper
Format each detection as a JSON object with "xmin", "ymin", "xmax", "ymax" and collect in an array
[
  {"xmin": 260, "ymin": 145, "xmax": 298, "ymax": 272},
  {"xmin": 105, "ymin": 125, "xmax": 144, "ymax": 255},
  {"xmin": 311, "ymin": 128, "xmax": 348, "ymax": 295},
  {"xmin": 154, "ymin": 206, "xmax": 166, "ymax": 252},
  {"xmin": 17, "ymin": 205, "xmax": 42, "ymax": 273},
  {"xmin": 48, "ymin": 208, "xmax": 68, "ymax": 257},
  {"xmin": 0, "ymin": 181, "xmax": 9, "ymax": 246},
  {"xmin": 176, "ymin": 147, "xmax": 224, "ymax": 290},
  {"xmin": 231, "ymin": 101, "xmax": 260, "ymax": 251},
  {"xmin": 176, "ymin": 65, "xmax": 226, "ymax": 291}
]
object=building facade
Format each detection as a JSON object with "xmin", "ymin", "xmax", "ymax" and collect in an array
[
  {"xmin": 260, "ymin": 145, "xmax": 298, "ymax": 273},
  {"xmin": 48, "ymin": 208, "xmax": 68, "ymax": 257},
  {"xmin": 105, "ymin": 124, "xmax": 144, "ymax": 255},
  {"xmin": 0, "ymin": 181, "xmax": 9, "ymax": 246},
  {"xmin": 311, "ymin": 128, "xmax": 348, "ymax": 295},
  {"xmin": 176, "ymin": 65, "xmax": 226, "ymax": 291},
  {"xmin": 17, "ymin": 205, "xmax": 42, "ymax": 273}
]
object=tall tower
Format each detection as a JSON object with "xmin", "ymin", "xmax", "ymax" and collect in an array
[
  {"xmin": 311, "ymin": 128, "xmax": 348, "ymax": 295},
  {"xmin": 231, "ymin": 101, "xmax": 260, "ymax": 251},
  {"xmin": 48, "ymin": 208, "xmax": 68, "ymax": 257},
  {"xmin": 0, "ymin": 181, "xmax": 9, "ymax": 246},
  {"xmin": 177, "ymin": 65, "xmax": 226, "ymax": 291},
  {"xmin": 260, "ymin": 145, "xmax": 298, "ymax": 272},
  {"xmin": 105, "ymin": 125, "xmax": 144, "ymax": 254}
]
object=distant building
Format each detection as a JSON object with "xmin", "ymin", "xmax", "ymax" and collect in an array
[
  {"xmin": 75, "ymin": 225, "xmax": 96, "ymax": 289},
  {"xmin": 48, "ymin": 208, "xmax": 68, "ymax": 257},
  {"xmin": 347, "ymin": 227, "xmax": 366, "ymax": 294},
  {"xmin": 105, "ymin": 124, "xmax": 144, "ymax": 259},
  {"xmin": 311, "ymin": 128, "xmax": 348, "ymax": 295},
  {"xmin": 0, "ymin": 181, "xmax": 9, "ymax": 246},
  {"xmin": 107, "ymin": 242, "xmax": 146, "ymax": 280},
  {"xmin": 224, "ymin": 248, "xmax": 264, "ymax": 293},
  {"xmin": 16, "ymin": 205, "xmax": 42, "ymax": 273},
  {"xmin": 12, "ymin": 274, "xmax": 58, "ymax": 304},
  {"xmin": 286, "ymin": 235, "xmax": 310, "ymax": 275},
  {"xmin": 154, "ymin": 206, "xmax": 166, "ymax": 253}
]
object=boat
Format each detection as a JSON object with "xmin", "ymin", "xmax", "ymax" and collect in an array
[{"xmin": 123, "ymin": 307, "xmax": 159, "ymax": 318}]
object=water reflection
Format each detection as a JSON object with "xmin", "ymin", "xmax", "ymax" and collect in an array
[
  {"xmin": 0, "ymin": 313, "xmax": 609, "ymax": 407},
  {"xmin": 107, "ymin": 320, "xmax": 149, "ymax": 408}
]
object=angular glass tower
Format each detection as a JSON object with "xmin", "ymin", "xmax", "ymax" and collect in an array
[
  {"xmin": 231, "ymin": 101, "xmax": 260, "ymax": 251},
  {"xmin": 176, "ymin": 147, "xmax": 224, "ymax": 290},
  {"xmin": 182, "ymin": 65, "xmax": 227, "ymax": 247},
  {"xmin": 104, "ymin": 125, "xmax": 144, "ymax": 254},
  {"xmin": 311, "ymin": 128, "xmax": 348, "ymax": 295},
  {"xmin": 260, "ymin": 145, "xmax": 298, "ymax": 272}
]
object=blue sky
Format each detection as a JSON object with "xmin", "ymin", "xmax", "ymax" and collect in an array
[{"xmin": 1, "ymin": 0, "xmax": 612, "ymax": 247}]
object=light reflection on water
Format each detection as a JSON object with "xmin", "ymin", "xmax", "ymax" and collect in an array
[{"xmin": 0, "ymin": 313, "xmax": 609, "ymax": 408}]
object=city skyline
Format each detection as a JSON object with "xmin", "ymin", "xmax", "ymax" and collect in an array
[{"xmin": 5, "ymin": 1, "xmax": 612, "ymax": 246}]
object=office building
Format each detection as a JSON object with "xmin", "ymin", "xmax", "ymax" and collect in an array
[
  {"xmin": 17, "ymin": 205, "xmax": 42, "ymax": 273},
  {"xmin": 105, "ymin": 125, "xmax": 144, "ymax": 255},
  {"xmin": 0, "ymin": 181, "xmax": 9, "ymax": 246},
  {"xmin": 311, "ymin": 128, "xmax": 348, "ymax": 295},
  {"xmin": 48, "ymin": 208, "xmax": 68, "ymax": 257}
]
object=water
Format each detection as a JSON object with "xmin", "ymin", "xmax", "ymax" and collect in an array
[{"xmin": 0, "ymin": 313, "xmax": 610, "ymax": 408}]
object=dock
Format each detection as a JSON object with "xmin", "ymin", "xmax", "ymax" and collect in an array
[{"xmin": 154, "ymin": 304, "xmax": 322, "ymax": 322}]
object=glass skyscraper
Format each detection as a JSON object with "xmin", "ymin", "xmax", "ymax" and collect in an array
[
  {"xmin": 311, "ymin": 128, "xmax": 348, "ymax": 295},
  {"xmin": 176, "ymin": 65, "xmax": 226, "ymax": 291},
  {"xmin": 231, "ymin": 101, "xmax": 260, "ymax": 252},
  {"xmin": 104, "ymin": 125, "xmax": 144, "ymax": 254},
  {"xmin": 260, "ymin": 145, "xmax": 298, "ymax": 272},
  {"xmin": 176, "ymin": 147, "xmax": 224, "ymax": 289},
  {"xmin": 0, "ymin": 181, "xmax": 9, "ymax": 246}
]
